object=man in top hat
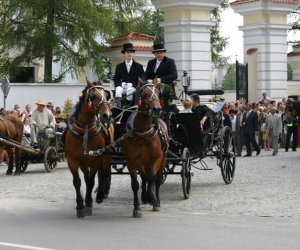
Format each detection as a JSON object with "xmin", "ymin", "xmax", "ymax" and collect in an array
[
  {"xmin": 143, "ymin": 43, "xmax": 178, "ymax": 108},
  {"xmin": 113, "ymin": 43, "xmax": 144, "ymax": 108},
  {"xmin": 30, "ymin": 99, "xmax": 56, "ymax": 147}
]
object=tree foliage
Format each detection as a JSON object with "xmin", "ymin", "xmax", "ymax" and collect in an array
[
  {"xmin": 0, "ymin": 0, "xmax": 146, "ymax": 82},
  {"xmin": 211, "ymin": 0, "xmax": 230, "ymax": 67},
  {"xmin": 222, "ymin": 64, "xmax": 236, "ymax": 90}
]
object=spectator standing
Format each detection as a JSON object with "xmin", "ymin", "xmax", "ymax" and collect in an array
[
  {"xmin": 265, "ymin": 107, "xmax": 282, "ymax": 156},
  {"xmin": 113, "ymin": 43, "xmax": 144, "ymax": 108},
  {"xmin": 284, "ymin": 108, "xmax": 299, "ymax": 151},
  {"xmin": 229, "ymin": 109, "xmax": 237, "ymax": 153},
  {"xmin": 242, "ymin": 103, "xmax": 260, "ymax": 157},
  {"xmin": 235, "ymin": 103, "xmax": 246, "ymax": 156}
]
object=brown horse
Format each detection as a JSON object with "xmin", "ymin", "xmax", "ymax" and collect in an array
[
  {"xmin": 123, "ymin": 80, "xmax": 168, "ymax": 218},
  {"xmin": 64, "ymin": 79, "xmax": 114, "ymax": 218},
  {"xmin": 0, "ymin": 114, "xmax": 23, "ymax": 175}
]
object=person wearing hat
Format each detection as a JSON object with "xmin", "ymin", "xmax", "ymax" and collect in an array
[
  {"xmin": 30, "ymin": 99, "xmax": 56, "ymax": 148},
  {"xmin": 113, "ymin": 43, "xmax": 144, "ymax": 108},
  {"xmin": 47, "ymin": 101, "xmax": 56, "ymax": 115},
  {"xmin": 142, "ymin": 43, "xmax": 178, "ymax": 108}
]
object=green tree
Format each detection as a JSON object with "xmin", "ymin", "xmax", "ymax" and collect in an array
[
  {"xmin": 0, "ymin": 0, "xmax": 145, "ymax": 82},
  {"xmin": 222, "ymin": 64, "xmax": 236, "ymax": 90},
  {"xmin": 211, "ymin": 0, "xmax": 230, "ymax": 67}
]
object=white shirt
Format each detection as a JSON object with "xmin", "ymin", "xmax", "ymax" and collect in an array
[
  {"xmin": 126, "ymin": 60, "xmax": 133, "ymax": 72},
  {"xmin": 154, "ymin": 60, "xmax": 161, "ymax": 72},
  {"xmin": 230, "ymin": 115, "xmax": 237, "ymax": 132}
]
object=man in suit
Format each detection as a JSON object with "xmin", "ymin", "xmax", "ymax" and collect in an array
[
  {"xmin": 113, "ymin": 43, "xmax": 144, "ymax": 108},
  {"xmin": 143, "ymin": 43, "xmax": 178, "ymax": 108},
  {"xmin": 242, "ymin": 103, "xmax": 260, "ymax": 156},
  {"xmin": 266, "ymin": 107, "xmax": 282, "ymax": 156},
  {"xmin": 235, "ymin": 103, "xmax": 246, "ymax": 156}
]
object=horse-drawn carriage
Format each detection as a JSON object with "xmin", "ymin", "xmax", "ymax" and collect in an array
[
  {"xmin": 97, "ymin": 89, "xmax": 236, "ymax": 199},
  {"xmin": 0, "ymin": 122, "xmax": 65, "ymax": 174},
  {"xmin": 20, "ymin": 127, "xmax": 65, "ymax": 173},
  {"xmin": 64, "ymin": 78, "xmax": 236, "ymax": 218}
]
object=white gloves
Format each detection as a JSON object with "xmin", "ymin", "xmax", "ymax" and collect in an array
[{"xmin": 121, "ymin": 82, "xmax": 127, "ymax": 88}]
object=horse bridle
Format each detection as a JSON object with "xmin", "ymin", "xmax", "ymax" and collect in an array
[
  {"xmin": 87, "ymin": 86, "xmax": 109, "ymax": 109},
  {"xmin": 140, "ymin": 83, "xmax": 160, "ymax": 109}
]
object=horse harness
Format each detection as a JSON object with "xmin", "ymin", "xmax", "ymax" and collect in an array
[{"xmin": 67, "ymin": 85, "xmax": 112, "ymax": 153}]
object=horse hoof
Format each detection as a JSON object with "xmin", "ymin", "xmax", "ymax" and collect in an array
[
  {"xmin": 14, "ymin": 171, "xmax": 21, "ymax": 176},
  {"xmin": 85, "ymin": 207, "xmax": 92, "ymax": 216},
  {"xmin": 77, "ymin": 209, "xmax": 86, "ymax": 218},
  {"xmin": 153, "ymin": 206, "xmax": 160, "ymax": 212},
  {"xmin": 133, "ymin": 209, "xmax": 142, "ymax": 218},
  {"xmin": 6, "ymin": 170, "xmax": 13, "ymax": 176},
  {"xmin": 96, "ymin": 197, "xmax": 103, "ymax": 204}
]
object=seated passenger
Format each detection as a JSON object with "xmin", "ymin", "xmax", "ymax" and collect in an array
[
  {"xmin": 179, "ymin": 98, "xmax": 193, "ymax": 113},
  {"xmin": 190, "ymin": 93, "xmax": 213, "ymax": 130},
  {"xmin": 30, "ymin": 100, "xmax": 56, "ymax": 148}
]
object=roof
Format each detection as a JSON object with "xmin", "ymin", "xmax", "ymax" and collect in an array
[
  {"xmin": 112, "ymin": 32, "xmax": 155, "ymax": 42},
  {"xmin": 231, "ymin": 0, "xmax": 299, "ymax": 5},
  {"xmin": 106, "ymin": 45, "xmax": 153, "ymax": 52},
  {"xmin": 247, "ymin": 48, "xmax": 258, "ymax": 54}
]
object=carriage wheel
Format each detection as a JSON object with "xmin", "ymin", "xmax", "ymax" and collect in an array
[
  {"xmin": 219, "ymin": 126, "xmax": 236, "ymax": 184},
  {"xmin": 20, "ymin": 159, "xmax": 28, "ymax": 173},
  {"xmin": 181, "ymin": 148, "xmax": 191, "ymax": 199},
  {"xmin": 44, "ymin": 146, "xmax": 58, "ymax": 172}
]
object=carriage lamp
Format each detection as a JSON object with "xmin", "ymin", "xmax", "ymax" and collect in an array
[{"xmin": 181, "ymin": 70, "xmax": 190, "ymax": 101}]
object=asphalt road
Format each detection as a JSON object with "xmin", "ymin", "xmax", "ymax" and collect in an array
[{"xmin": 0, "ymin": 148, "xmax": 299, "ymax": 250}]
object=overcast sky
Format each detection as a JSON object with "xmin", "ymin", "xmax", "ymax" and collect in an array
[{"xmin": 220, "ymin": 4, "xmax": 300, "ymax": 64}]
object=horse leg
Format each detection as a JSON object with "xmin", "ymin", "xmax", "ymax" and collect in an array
[
  {"xmin": 96, "ymin": 159, "xmax": 111, "ymax": 203},
  {"xmin": 141, "ymin": 175, "xmax": 148, "ymax": 204},
  {"xmin": 71, "ymin": 170, "xmax": 85, "ymax": 218},
  {"xmin": 146, "ymin": 168, "xmax": 158, "ymax": 208},
  {"xmin": 14, "ymin": 148, "xmax": 21, "ymax": 176},
  {"xmin": 84, "ymin": 171, "xmax": 96, "ymax": 216},
  {"xmin": 6, "ymin": 148, "xmax": 14, "ymax": 176},
  {"xmin": 130, "ymin": 172, "xmax": 142, "ymax": 218},
  {"xmin": 154, "ymin": 171, "xmax": 163, "ymax": 211}
]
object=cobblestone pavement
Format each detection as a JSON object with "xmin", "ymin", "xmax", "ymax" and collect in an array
[{"xmin": 0, "ymin": 148, "xmax": 299, "ymax": 220}]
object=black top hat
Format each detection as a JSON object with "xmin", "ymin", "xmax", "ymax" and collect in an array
[
  {"xmin": 121, "ymin": 43, "xmax": 135, "ymax": 53},
  {"xmin": 152, "ymin": 43, "xmax": 167, "ymax": 53}
]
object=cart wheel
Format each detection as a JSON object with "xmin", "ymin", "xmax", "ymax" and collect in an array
[
  {"xmin": 219, "ymin": 126, "xmax": 236, "ymax": 184},
  {"xmin": 20, "ymin": 159, "xmax": 28, "ymax": 173},
  {"xmin": 181, "ymin": 148, "xmax": 191, "ymax": 199},
  {"xmin": 44, "ymin": 146, "xmax": 58, "ymax": 172},
  {"xmin": 161, "ymin": 168, "xmax": 168, "ymax": 184}
]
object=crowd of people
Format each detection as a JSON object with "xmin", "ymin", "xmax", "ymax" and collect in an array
[
  {"xmin": 1, "ymin": 42, "xmax": 299, "ymax": 165},
  {"xmin": 0, "ymin": 100, "xmax": 66, "ymax": 166}
]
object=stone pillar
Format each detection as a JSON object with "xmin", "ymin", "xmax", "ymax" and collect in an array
[
  {"xmin": 151, "ymin": 0, "xmax": 221, "ymax": 90},
  {"xmin": 231, "ymin": 0, "xmax": 299, "ymax": 102}
]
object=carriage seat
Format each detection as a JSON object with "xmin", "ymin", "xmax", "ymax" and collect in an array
[{"xmin": 175, "ymin": 113, "xmax": 211, "ymax": 154}]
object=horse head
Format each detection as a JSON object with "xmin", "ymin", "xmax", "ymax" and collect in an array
[
  {"xmin": 85, "ymin": 79, "xmax": 112, "ymax": 126},
  {"xmin": 138, "ymin": 77, "xmax": 161, "ymax": 117}
]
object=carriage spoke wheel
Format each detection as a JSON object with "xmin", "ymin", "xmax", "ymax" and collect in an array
[
  {"xmin": 181, "ymin": 148, "xmax": 191, "ymax": 199},
  {"xmin": 44, "ymin": 146, "xmax": 58, "ymax": 172},
  {"xmin": 20, "ymin": 159, "xmax": 28, "ymax": 173},
  {"xmin": 219, "ymin": 127, "xmax": 236, "ymax": 184}
]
